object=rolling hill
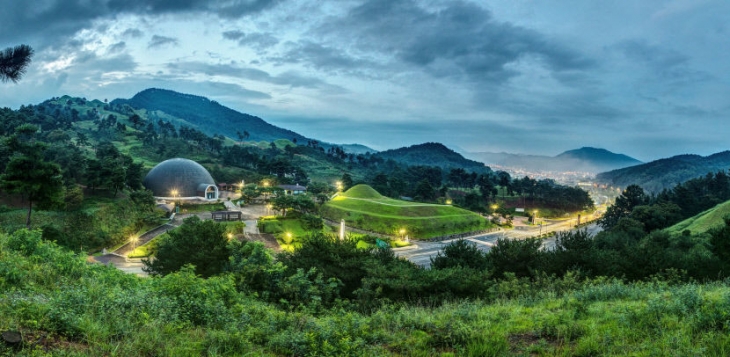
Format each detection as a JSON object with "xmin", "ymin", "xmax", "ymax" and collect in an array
[
  {"xmin": 111, "ymin": 88, "xmax": 312, "ymax": 143},
  {"xmin": 665, "ymin": 199, "xmax": 730, "ymax": 235},
  {"xmin": 596, "ymin": 151, "xmax": 730, "ymax": 193},
  {"xmin": 320, "ymin": 184, "xmax": 492, "ymax": 238},
  {"xmin": 467, "ymin": 147, "xmax": 641, "ymax": 173},
  {"xmin": 374, "ymin": 142, "xmax": 491, "ymax": 174}
]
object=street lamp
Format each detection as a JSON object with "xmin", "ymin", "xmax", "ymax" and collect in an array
[
  {"xmin": 533, "ymin": 210, "xmax": 538, "ymax": 225},
  {"xmin": 335, "ymin": 181, "xmax": 343, "ymax": 191},
  {"xmin": 266, "ymin": 203, "xmax": 272, "ymax": 216},
  {"xmin": 130, "ymin": 235, "xmax": 139, "ymax": 251},
  {"xmin": 399, "ymin": 228, "xmax": 406, "ymax": 242},
  {"xmin": 445, "ymin": 199, "xmax": 452, "ymax": 205}
]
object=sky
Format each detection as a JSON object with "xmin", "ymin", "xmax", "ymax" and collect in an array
[{"xmin": 1, "ymin": 0, "xmax": 729, "ymax": 161}]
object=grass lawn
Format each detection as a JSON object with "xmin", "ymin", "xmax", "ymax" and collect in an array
[
  {"xmin": 322, "ymin": 185, "xmax": 492, "ymax": 239},
  {"xmin": 177, "ymin": 202, "xmax": 226, "ymax": 213},
  {"xmin": 665, "ymin": 199, "xmax": 730, "ymax": 235}
]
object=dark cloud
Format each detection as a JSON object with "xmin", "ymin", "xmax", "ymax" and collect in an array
[
  {"xmin": 0, "ymin": 0, "xmax": 279, "ymax": 49},
  {"xmin": 122, "ymin": 28, "xmax": 144, "ymax": 38},
  {"xmin": 222, "ymin": 31, "xmax": 279, "ymax": 50},
  {"xmin": 274, "ymin": 41, "xmax": 384, "ymax": 78},
  {"xmin": 615, "ymin": 40, "xmax": 712, "ymax": 87},
  {"xmin": 166, "ymin": 61, "xmax": 346, "ymax": 92},
  {"xmin": 107, "ymin": 0, "xmax": 280, "ymax": 18},
  {"xmin": 309, "ymin": 0, "xmax": 593, "ymax": 83},
  {"xmin": 204, "ymin": 81, "xmax": 271, "ymax": 99},
  {"xmin": 72, "ymin": 52, "xmax": 139, "ymax": 74},
  {"xmin": 148, "ymin": 35, "xmax": 178, "ymax": 49},
  {"xmin": 237, "ymin": 33, "xmax": 279, "ymax": 50},
  {"xmin": 108, "ymin": 41, "xmax": 126, "ymax": 54},
  {"xmin": 222, "ymin": 30, "xmax": 245, "ymax": 40}
]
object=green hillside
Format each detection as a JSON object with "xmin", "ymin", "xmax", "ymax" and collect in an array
[
  {"xmin": 321, "ymin": 184, "xmax": 491, "ymax": 238},
  {"xmin": 4, "ymin": 229, "xmax": 730, "ymax": 356},
  {"xmin": 665, "ymin": 199, "xmax": 730, "ymax": 235}
]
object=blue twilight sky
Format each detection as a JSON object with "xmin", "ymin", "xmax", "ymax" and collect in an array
[{"xmin": 1, "ymin": 0, "xmax": 729, "ymax": 161}]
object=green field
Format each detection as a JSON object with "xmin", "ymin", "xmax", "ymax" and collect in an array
[
  {"xmin": 665, "ymin": 199, "xmax": 730, "ymax": 235},
  {"xmin": 321, "ymin": 185, "xmax": 491, "ymax": 238}
]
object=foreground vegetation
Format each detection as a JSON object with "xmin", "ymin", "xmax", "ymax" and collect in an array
[{"xmin": 3, "ymin": 229, "xmax": 730, "ymax": 356}]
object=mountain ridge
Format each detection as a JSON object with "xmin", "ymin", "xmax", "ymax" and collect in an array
[
  {"xmin": 596, "ymin": 150, "xmax": 730, "ymax": 193},
  {"xmin": 467, "ymin": 146, "xmax": 641, "ymax": 173}
]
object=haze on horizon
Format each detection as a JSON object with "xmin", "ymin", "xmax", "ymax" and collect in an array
[{"xmin": 1, "ymin": 0, "xmax": 729, "ymax": 162}]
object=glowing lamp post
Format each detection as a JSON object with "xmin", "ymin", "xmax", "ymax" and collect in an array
[
  {"xmin": 129, "ymin": 235, "xmax": 139, "ymax": 252},
  {"xmin": 336, "ymin": 181, "xmax": 343, "ymax": 192},
  {"xmin": 399, "ymin": 228, "xmax": 407, "ymax": 242}
]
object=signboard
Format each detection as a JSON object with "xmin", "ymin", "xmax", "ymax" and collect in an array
[{"xmin": 515, "ymin": 208, "xmax": 524, "ymax": 212}]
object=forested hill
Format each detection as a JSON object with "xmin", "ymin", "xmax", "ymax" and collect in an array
[
  {"xmin": 111, "ymin": 88, "xmax": 311, "ymax": 143},
  {"xmin": 374, "ymin": 142, "xmax": 491, "ymax": 173},
  {"xmin": 596, "ymin": 151, "xmax": 730, "ymax": 193},
  {"xmin": 556, "ymin": 147, "xmax": 641, "ymax": 170}
]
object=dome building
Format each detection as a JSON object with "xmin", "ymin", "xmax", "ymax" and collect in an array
[{"xmin": 143, "ymin": 158, "xmax": 219, "ymax": 200}]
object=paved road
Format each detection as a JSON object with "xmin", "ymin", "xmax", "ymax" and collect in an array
[{"xmin": 395, "ymin": 222, "xmax": 603, "ymax": 267}]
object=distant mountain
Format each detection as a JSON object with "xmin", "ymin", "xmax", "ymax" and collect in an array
[
  {"xmin": 112, "ymin": 88, "xmax": 313, "ymax": 144},
  {"xmin": 113, "ymin": 88, "xmax": 374, "ymax": 152},
  {"xmin": 467, "ymin": 147, "xmax": 641, "ymax": 173},
  {"xmin": 375, "ymin": 142, "xmax": 491, "ymax": 173},
  {"xmin": 596, "ymin": 151, "xmax": 730, "ymax": 193}
]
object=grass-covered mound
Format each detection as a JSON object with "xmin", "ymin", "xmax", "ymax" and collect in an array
[
  {"xmin": 341, "ymin": 184, "xmax": 384, "ymax": 199},
  {"xmin": 665, "ymin": 199, "xmax": 730, "ymax": 235},
  {"xmin": 322, "ymin": 184, "xmax": 491, "ymax": 238},
  {"xmin": 3, "ymin": 229, "xmax": 730, "ymax": 356}
]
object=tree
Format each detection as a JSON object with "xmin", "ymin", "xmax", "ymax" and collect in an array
[
  {"xmin": 341, "ymin": 173, "xmax": 354, "ymax": 191},
  {"xmin": 0, "ymin": 44, "xmax": 33, "ymax": 83},
  {"xmin": 414, "ymin": 179, "xmax": 435, "ymax": 201},
  {"xmin": 0, "ymin": 124, "xmax": 64, "ymax": 228},
  {"xmin": 497, "ymin": 171, "xmax": 511, "ymax": 199},
  {"xmin": 599, "ymin": 184, "xmax": 647, "ymax": 230},
  {"xmin": 488, "ymin": 237, "xmax": 544, "ymax": 278},
  {"xmin": 144, "ymin": 216, "xmax": 230, "ymax": 277},
  {"xmin": 76, "ymin": 132, "xmax": 89, "ymax": 147},
  {"xmin": 431, "ymin": 239, "xmax": 489, "ymax": 270}
]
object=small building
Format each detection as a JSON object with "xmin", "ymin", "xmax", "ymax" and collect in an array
[
  {"xmin": 278, "ymin": 184, "xmax": 307, "ymax": 195},
  {"xmin": 211, "ymin": 211, "xmax": 242, "ymax": 221}
]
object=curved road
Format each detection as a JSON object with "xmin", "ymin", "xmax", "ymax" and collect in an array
[{"xmin": 395, "ymin": 222, "xmax": 603, "ymax": 267}]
